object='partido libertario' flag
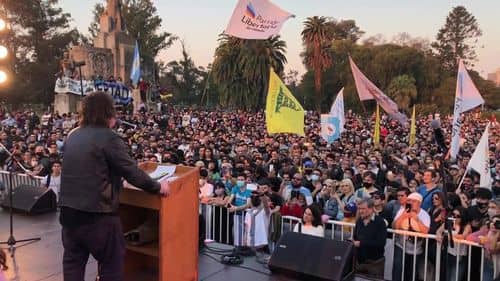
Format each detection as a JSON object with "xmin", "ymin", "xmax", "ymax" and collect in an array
[
  {"xmin": 409, "ymin": 105, "xmax": 416, "ymax": 146},
  {"xmin": 266, "ymin": 68, "xmax": 304, "ymax": 135},
  {"xmin": 349, "ymin": 56, "xmax": 408, "ymax": 125},
  {"xmin": 373, "ymin": 104, "xmax": 380, "ymax": 147},
  {"xmin": 224, "ymin": 0, "xmax": 294, "ymax": 40},
  {"xmin": 130, "ymin": 41, "xmax": 141, "ymax": 86},
  {"xmin": 329, "ymin": 88, "xmax": 345, "ymax": 134},
  {"xmin": 450, "ymin": 59, "xmax": 485, "ymax": 161},
  {"xmin": 321, "ymin": 114, "xmax": 341, "ymax": 144},
  {"xmin": 467, "ymin": 123, "xmax": 491, "ymax": 188}
]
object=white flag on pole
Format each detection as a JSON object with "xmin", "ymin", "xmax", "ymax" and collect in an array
[
  {"xmin": 450, "ymin": 59, "xmax": 485, "ymax": 160},
  {"xmin": 349, "ymin": 56, "xmax": 408, "ymax": 125},
  {"xmin": 329, "ymin": 88, "xmax": 345, "ymax": 134},
  {"xmin": 466, "ymin": 123, "xmax": 491, "ymax": 188},
  {"xmin": 224, "ymin": 0, "xmax": 294, "ymax": 40}
]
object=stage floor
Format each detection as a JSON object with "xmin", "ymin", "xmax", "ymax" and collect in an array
[{"xmin": 0, "ymin": 209, "xmax": 373, "ymax": 281}]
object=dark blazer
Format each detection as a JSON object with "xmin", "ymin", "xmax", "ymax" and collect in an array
[{"xmin": 60, "ymin": 126, "xmax": 160, "ymax": 213}]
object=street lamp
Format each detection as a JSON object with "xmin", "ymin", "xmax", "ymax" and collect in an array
[
  {"xmin": 0, "ymin": 17, "xmax": 8, "ymax": 85},
  {"xmin": 0, "ymin": 70, "xmax": 7, "ymax": 83},
  {"xmin": 0, "ymin": 19, "xmax": 6, "ymax": 31}
]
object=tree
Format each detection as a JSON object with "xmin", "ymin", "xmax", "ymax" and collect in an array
[
  {"xmin": 301, "ymin": 16, "xmax": 334, "ymax": 113},
  {"xmin": 386, "ymin": 75, "xmax": 417, "ymax": 112},
  {"xmin": 432, "ymin": 6, "xmax": 482, "ymax": 71},
  {"xmin": 330, "ymin": 19, "xmax": 364, "ymax": 43},
  {"xmin": 88, "ymin": 3, "xmax": 104, "ymax": 39},
  {"xmin": 1, "ymin": 0, "xmax": 80, "ymax": 104},
  {"xmin": 88, "ymin": 0, "xmax": 177, "ymax": 78},
  {"xmin": 212, "ymin": 34, "xmax": 287, "ymax": 109},
  {"xmin": 160, "ymin": 41, "xmax": 206, "ymax": 105}
]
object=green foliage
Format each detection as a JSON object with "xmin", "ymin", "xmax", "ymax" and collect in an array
[
  {"xmin": 301, "ymin": 16, "xmax": 334, "ymax": 112},
  {"xmin": 431, "ymin": 6, "xmax": 482, "ymax": 71},
  {"xmin": 0, "ymin": 0, "xmax": 80, "ymax": 104},
  {"xmin": 211, "ymin": 34, "xmax": 287, "ymax": 110},
  {"xmin": 160, "ymin": 41, "xmax": 208, "ymax": 105},
  {"xmin": 386, "ymin": 75, "xmax": 417, "ymax": 113}
]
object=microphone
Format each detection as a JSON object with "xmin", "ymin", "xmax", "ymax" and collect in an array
[
  {"xmin": 430, "ymin": 119, "xmax": 447, "ymax": 153},
  {"xmin": 116, "ymin": 119, "xmax": 137, "ymax": 129}
]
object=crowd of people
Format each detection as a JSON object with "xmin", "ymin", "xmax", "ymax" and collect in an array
[{"xmin": 0, "ymin": 103, "xmax": 499, "ymax": 280}]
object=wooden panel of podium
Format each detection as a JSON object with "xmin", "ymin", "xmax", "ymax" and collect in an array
[{"xmin": 119, "ymin": 165, "xmax": 199, "ymax": 281}]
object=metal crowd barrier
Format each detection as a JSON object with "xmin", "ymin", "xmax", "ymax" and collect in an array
[
  {"xmin": 0, "ymin": 171, "xmax": 44, "ymax": 199},
  {"xmin": 201, "ymin": 203, "xmax": 495, "ymax": 281}
]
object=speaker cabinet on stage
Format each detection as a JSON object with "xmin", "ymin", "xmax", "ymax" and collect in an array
[
  {"xmin": 269, "ymin": 232, "xmax": 354, "ymax": 281},
  {"xmin": 1, "ymin": 185, "xmax": 57, "ymax": 215},
  {"xmin": 119, "ymin": 165, "xmax": 199, "ymax": 281}
]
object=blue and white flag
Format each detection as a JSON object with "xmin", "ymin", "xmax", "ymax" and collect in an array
[
  {"xmin": 130, "ymin": 41, "xmax": 141, "ymax": 86},
  {"xmin": 450, "ymin": 59, "xmax": 485, "ymax": 161},
  {"xmin": 321, "ymin": 114, "xmax": 340, "ymax": 144},
  {"xmin": 329, "ymin": 88, "xmax": 345, "ymax": 134}
]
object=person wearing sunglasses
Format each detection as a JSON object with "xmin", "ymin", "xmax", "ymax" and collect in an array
[{"xmin": 436, "ymin": 206, "xmax": 471, "ymax": 281}]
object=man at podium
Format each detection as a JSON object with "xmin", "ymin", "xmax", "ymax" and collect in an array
[{"xmin": 59, "ymin": 91, "xmax": 170, "ymax": 281}]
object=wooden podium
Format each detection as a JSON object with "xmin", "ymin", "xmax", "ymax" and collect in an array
[{"xmin": 119, "ymin": 165, "xmax": 199, "ymax": 281}]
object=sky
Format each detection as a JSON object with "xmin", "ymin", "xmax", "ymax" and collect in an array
[{"xmin": 60, "ymin": 0, "xmax": 500, "ymax": 78}]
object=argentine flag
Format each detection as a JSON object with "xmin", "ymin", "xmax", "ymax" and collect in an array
[
  {"xmin": 130, "ymin": 41, "xmax": 141, "ymax": 86},
  {"xmin": 321, "ymin": 114, "xmax": 340, "ymax": 144}
]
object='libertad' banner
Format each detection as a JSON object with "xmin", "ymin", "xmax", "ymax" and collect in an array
[{"xmin": 54, "ymin": 77, "xmax": 132, "ymax": 105}]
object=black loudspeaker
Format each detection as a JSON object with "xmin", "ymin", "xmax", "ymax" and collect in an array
[
  {"xmin": 269, "ymin": 232, "xmax": 354, "ymax": 281},
  {"xmin": 1, "ymin": 185, "xmax": 57, "ymax": 215}
]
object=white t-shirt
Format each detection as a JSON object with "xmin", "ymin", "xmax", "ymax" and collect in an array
[
  {"xmin": 41, "ymin": 174, "xmax": 61, "ymax": 201},
  {"xmin": 293, "ymin": 223, "xmax": 325, "ymax": 238},
  {"xmin": 394, "ymin": 207, "xmax": 430, "ymax": 255},
  {"xmin": 245, "ymin": 207, "xmax": 270, "ymax": 247},
  {"xmin": 199, "ymin": 183, "xmax": 214, "ymax": 199}
]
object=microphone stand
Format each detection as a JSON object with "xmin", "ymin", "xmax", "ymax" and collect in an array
[
  {"xmin": 437, "ymin": 157, "xmax": 453, "ymax": 281},
  {"xmin": 0, "ymin": 143, "xmax": 41, "ymax": 257}
]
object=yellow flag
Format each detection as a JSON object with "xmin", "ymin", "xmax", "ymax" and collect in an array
[
  {"xmin": 373, "ymin": 104, "xmax": 380, "ymax": 147},
  {"xmin": 266, "ymin": 69, "xmax": 305, "ymax": 136},
  {"xmin": 409, "ymin": 105, "xmax": 416, "ymax": 146}
]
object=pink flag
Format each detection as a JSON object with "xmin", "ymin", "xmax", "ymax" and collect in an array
[
  {"xmin": 224, "ymin": 0, "xmax": 294, "ymax": 40},
  {"xmin": 450, "ymin": 59, "xmax": 485, "ymax": 160},
  {"xmin": 349, "ymin": 56, "xmax": 408, "ymax": 125}
]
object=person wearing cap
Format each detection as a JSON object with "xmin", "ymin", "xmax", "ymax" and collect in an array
[{"xmin": 392, "ymin": 192, "xmax": 430, "ymax": 281}]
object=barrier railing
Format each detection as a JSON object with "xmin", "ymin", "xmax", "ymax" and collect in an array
[
  {"xmin": 0, "ymin": 171, "xmax": 44, "ymax": 198},
  {"xmin": 201, "ymin": 203, "xmax": 496, "ymax": 281}
]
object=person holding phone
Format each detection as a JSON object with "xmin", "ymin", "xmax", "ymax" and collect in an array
[{"xmin": 392, "ymin": 192, "xmax": 430, "ymax": 281}]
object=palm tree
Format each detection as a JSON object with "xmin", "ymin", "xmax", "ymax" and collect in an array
[
  {"xmin": 239, "ymin": 36, "xmax": 287, "ymax": 107},
  {"xmin": 386, "ymin": 75, "xmax": 418, "ymax": 112},
  {"xmin": 212, "ymin": 34, "xmax": 288, "ymax": 109},
  {"xmin": 301, "ymin": 16, "xmax": 334, "ymax": 112}
]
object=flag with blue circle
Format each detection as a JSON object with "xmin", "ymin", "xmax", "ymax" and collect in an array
[
  {"xmin": 321, "ymin": 114, "xmax": 340, "ymax": 144},
  {"xmin": 130, "ymin": 41, "xmax": 141, "ymax": 86}
]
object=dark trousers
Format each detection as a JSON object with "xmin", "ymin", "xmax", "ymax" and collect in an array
[{"xmin": 62, "ymin": 215, "xmax": 125, "ymax": 281}]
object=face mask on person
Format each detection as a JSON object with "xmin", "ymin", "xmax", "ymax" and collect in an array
[
  {"xmin": 488, "ymin": 208, "xmax": 498, "ymax": 218},
  {"xmin": 311, "ymin": 175, "xmax": 319, "ymax": 181},
  {"xmin": 236, "ymin": 180, "xmax": 245, "ymax": 188}
]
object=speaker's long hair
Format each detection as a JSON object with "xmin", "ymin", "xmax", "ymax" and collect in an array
[{"xmin": 80, "ymin": 91, "xmax": 116, "ymax": 127}]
